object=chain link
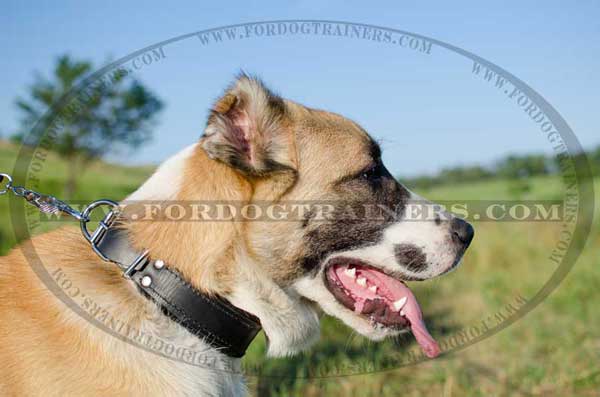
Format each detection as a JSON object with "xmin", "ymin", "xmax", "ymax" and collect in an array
[{"xmin": 0, "ymin": 172, "xmax": 88, "ymax": 220}]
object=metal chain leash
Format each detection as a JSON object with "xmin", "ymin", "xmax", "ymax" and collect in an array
[
  {"xmin": 1, "ymin": 172, "xmax": 88, "ymax": 220},
  {"xmin": 0, "ymin": 172, "xmax": 120, "ymax": 256}
]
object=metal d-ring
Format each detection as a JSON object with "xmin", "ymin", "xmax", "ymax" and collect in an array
[
  {"xmin": 80, "ymin": 199, "xmax": 120, "ymax": 247},
  {"xmin": 0, "ymin": 173, "xmax": 13, "ymax": 195}
]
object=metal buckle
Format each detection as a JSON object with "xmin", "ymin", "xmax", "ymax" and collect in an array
[{"xmin": 123, "ymin": 249, "xmax": 150, "ymax": 279}]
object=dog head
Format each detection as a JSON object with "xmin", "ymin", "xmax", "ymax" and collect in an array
[
  {"xmin": 131, "ymin": 74, "xmax": 474, "ymax": 358},
  {"xmin": 196, "ymin": 74, "xmax": 474, "ymax": 358}
]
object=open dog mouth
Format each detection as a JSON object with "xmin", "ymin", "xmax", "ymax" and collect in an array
[{"xmin": 324, "ymin": 257, "xmax": 440, "ymax": 358}]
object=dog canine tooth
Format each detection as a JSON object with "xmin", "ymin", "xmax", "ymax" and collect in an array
[
  {"xmin": 368, "ymin": 285, "xmax": 377, "ymax": 293},
  {"xmin": 400, "ymin": 310, "xmax": 405, "ymax": 316},
  {"xmin": 393, "ymin": 297, "xmax": 407, "ymax": 311},
  {"xmin": 356, "ymin": 277, "xmax": 367, "ymax": 287},
  {"xmin": 344, "ymin": 268, "xmax": 356, "ymax": 278}
]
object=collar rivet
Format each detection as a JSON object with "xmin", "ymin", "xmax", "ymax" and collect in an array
[
  {"xmin": 141, "ymin": 276, "xmax": 152, "ymax": 287},
  {"xmin": 154, "ymin": 259, "xmax": 165, "ymax": 269}
]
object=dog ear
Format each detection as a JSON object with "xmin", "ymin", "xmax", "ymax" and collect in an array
[{"xmin": 201, "ymin": 74, "xmax": 296, "ymax": 176}]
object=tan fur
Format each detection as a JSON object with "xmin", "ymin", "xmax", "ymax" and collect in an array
[
  {"xmin": 0, "ymin": 229, "xmax": 176, "ymax": 396},
  {"xmin": 125, "ymin": 145, "xmax": 250, "ymax": 295},
  {"xmin": 241, "ymin": 102, "xmax": 375, "ymax": 283}
]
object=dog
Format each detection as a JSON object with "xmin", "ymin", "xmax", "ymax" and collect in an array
[{"xmin": 0, "ymin": 74, "xmax": 473, "ymax": 396}]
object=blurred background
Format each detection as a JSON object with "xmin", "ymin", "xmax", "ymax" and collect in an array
[{"xmin": 1, "ymin": 1, "xmax": 599, "ymax": 395}]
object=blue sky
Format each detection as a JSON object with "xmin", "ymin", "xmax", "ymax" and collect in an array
[{"xmin": 2, "ymin": 1, "xmax": 599, "ymax": 177}]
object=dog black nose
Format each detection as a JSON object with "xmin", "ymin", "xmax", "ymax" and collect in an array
[{"xmin": 450, "ymin": 218, "xmax": 474, "ymax": 246}]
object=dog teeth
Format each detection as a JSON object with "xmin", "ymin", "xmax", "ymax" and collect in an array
[
  {"xmin": 368, "ymin": 285, "xmax": 378, "ymax": 293},
  {"xmin": 393, "ymin": 297, "xmax": 407, "ymax": 311},
  {"xmin": 400, "ymin": 310, "xmax": 405, "ymax": 316},
  {"xmin": 344, "ymin": 268, "xmax": 356, "ymax": 278},
  {"xmin": 356, "ymin": 277, "xmax": 367, "ymax": 287}
]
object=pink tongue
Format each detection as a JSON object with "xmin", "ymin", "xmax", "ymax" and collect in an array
[
  {"xmin": 365, "ymin": 270, "xmax": 440, "ymax": 358},
  {"xmin": 402, "ymin": 294, "xmax": 440, "ymax": 358}
]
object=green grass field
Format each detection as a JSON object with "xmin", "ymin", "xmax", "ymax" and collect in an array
[{"xmin": 0, "ymin": 141, "xmax": 598, "ymax": 396}]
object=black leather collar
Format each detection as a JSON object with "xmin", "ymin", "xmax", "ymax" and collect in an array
[{"xmin": 92, "ymin": 222, "xmax": 261, "ymax": 358}]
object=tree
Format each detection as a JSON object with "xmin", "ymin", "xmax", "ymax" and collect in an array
[{"xmin": 14, "ymin": 55, "xmax": 163, "ymax": 197}]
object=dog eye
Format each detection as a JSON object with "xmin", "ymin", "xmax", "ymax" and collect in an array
[{"xmin": 361, "ymin": 164, "xmax": 383, "ymax": 182}]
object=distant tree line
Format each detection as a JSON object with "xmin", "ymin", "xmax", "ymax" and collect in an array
[{"xmin": 402, "ymin": 145, "xmax": 600, "ymax": 190}]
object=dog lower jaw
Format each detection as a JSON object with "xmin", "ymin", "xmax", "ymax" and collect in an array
[
  {"xmin": 266, "ymin": 297, "xmax": 321, "ymax": 358},
  {"xmin": 227, "ymin": 279, "xmax": 321, "ymax": 358}
]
